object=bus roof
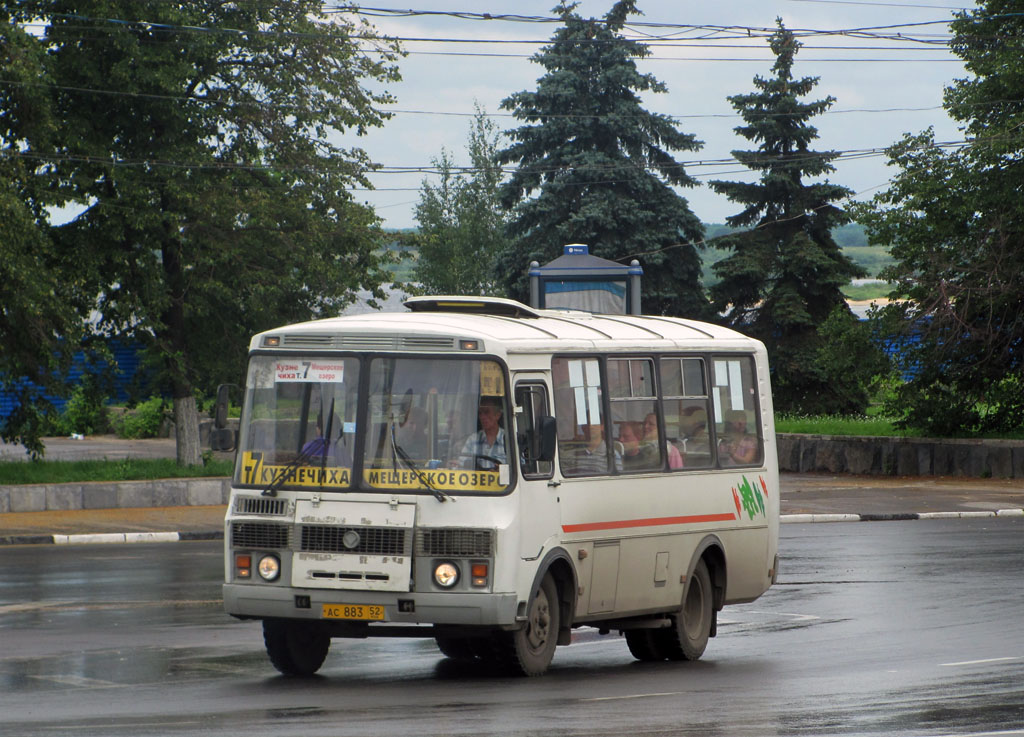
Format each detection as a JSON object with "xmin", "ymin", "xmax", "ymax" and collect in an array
[{"xmin": 249, "ymin": 297, "xmax": 760, "ymax": 354}]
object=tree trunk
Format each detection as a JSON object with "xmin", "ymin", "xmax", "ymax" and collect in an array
[{"xmin": 174, "ymin": 394, "xmax": 203, "ymax": 466}]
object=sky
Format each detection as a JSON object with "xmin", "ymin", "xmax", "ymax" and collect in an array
[{"xmin": 336, "ymin": 0, "xmax": 972, "ymax": 230}]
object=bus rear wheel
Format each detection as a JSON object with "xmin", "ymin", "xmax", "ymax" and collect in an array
[
  {"xmin": 497, "ymin": 574, "xmax": 559, "ymax": 676},
  {"xmin": 625, "ymin": 629, "xmax": 664, "ymax": 661},
  {"xmin": 661, "ymin": 558, "xmax": 713, "ymax": 661},
  {"xmin": 263, "ymin": 620, "xmax": 330, "ymax": 676}
]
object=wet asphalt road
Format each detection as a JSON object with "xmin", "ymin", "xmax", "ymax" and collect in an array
[{"xmin": 1, "ymin": 518, "xmax": 1022, "ymax": 737}]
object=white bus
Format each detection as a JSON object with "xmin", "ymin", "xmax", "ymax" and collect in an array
[{"xmin": 219, "ymin": 296, "xmax": 779, "ymax": 677}]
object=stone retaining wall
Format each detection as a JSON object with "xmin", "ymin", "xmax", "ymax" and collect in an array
[
  {"xmin": 777, "ymin": 434, "xmax": 1024, "ymax": 479},
  {"xmin": 0, "ymin": 478, "xmax": 231, "ymax": 514}
]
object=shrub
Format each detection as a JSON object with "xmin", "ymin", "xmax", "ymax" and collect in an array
[
  {"xmin": 115, "ymin": 397, "xmax": 167, "ymax": 439},
  {"xmin": 56, "ymin": 380, "xmax": 110, "ymax": 436}
]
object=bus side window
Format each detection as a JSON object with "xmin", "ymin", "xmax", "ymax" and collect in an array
[
  {"xmin": 711, "ymin": 356, "xmax": 763, "ymax": 467},
  {"xmin": 514, "ymin": 383, "xmax": 554, "ymax": 479},
  {"xmin": 660, "ymin": 357, "xmax": 712, "ymax": 470}
]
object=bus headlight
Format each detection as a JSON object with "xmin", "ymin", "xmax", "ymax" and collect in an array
[
  {"xmin": 258, "ymin": 554, "xmax": 281, "ymax": 581},
  {"xmin": 433, "ymin": 562, "xmax": 460, "ymax": 588}
]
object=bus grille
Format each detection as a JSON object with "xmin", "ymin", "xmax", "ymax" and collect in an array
[
  {"xmin": 416, "ymin": 528, "xmax": 494, "ymax": 557},
  {"xmin": 301, "ymin": 525, "xmax": 409, "ymax": 556},
  {"xmin": 231, "ymin": 522, "xmax": 290, "ymax": 549},
  {"xmin": 234, "ymin": 496, "xmax": 288, "ymax": 516},
  {"xmin": 277, "ymin": 334, "xmax": 456, "ymax": 351}
]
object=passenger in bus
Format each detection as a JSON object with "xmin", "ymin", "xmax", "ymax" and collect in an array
[
  {"xmin": 451, "ymin": 396, "xmax": 507, "ymax": 470},
  {"xmin": 619, "ymin": 420, "xmax": 659, "ymax": 471},
  {"xmin": 397, "ymin": 406, "xmax": 430, "ymax": 459},
  {"xmin": 718, "ymin": 409, "xmax": 758, "ymax": 465},
  {"xmin": 301, "ymin": 414, "xmax": 352, "ymax": 466},
  {"xmin": 569, "ymin": 423, "xmax": 621, "ymax": 474},
  {"xmin": 642, "ymin": 413, "xmax": 683, "ymax": 469}
]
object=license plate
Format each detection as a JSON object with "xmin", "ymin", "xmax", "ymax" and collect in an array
[{"xmin": 322, "ymin": 603, "xmax": 385, "ymax": 621}]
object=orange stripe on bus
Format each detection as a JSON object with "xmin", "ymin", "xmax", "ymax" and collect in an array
[{"xmin": 562, "ymin": 512, "xmax": 737, "ymax": 533}]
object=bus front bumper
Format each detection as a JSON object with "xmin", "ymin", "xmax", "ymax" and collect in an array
[{"xmin": 223, "ymin": 583, "xmax": 519, "ymax": 627}]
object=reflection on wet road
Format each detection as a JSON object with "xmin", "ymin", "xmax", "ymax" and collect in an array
[{"xmin": 1, "ymin": 518, "xmax": 1023, "ymax": 736}]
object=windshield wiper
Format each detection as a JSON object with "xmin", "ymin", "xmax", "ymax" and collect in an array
[
  {"xmin": 390, "ymin": 420, "xmax": 454, "ymax": 503},
  {"xmin": 262, "ymin": 443, "xmax": 321, "ymax": 498}
]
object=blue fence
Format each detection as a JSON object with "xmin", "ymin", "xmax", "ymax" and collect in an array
[{"xmin": 0, "ymin": 341, "xmax": 145, "ymax": 419}]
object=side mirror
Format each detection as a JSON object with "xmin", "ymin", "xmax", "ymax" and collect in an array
[
  {"xmin": 211, "ymin": 384, "xmax": 237, "ymax": 452},
  {"xmin": 536, "ymin": 416, "xmax": 557, "ymax": 463},
  {"xmin": 210, "ymin": 427, "xmax": 237, "ymax": 453},
  {"xmin": 214, "ymin": 384, "xmax": 231, "ymax": 429}
]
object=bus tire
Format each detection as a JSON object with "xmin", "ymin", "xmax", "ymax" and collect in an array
[
  {"xmin": 498, "ymin": 573, "xmax": 559, "ymax": 676},
  {"xmin": 435, "ymin": 636, "xmax": 479, "ymax": 661},
  {"xmin": 625, "ymin": 629, "xmax": 665, "ymax": 662},
  {"xmin": 263, "ymin": 619, "xmax": 330, "ymax": 676},
  {"xmin": 662, "ymin": 558, "xmax": 713, "ymax": 661}
]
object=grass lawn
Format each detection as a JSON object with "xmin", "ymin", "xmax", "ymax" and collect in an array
[{"xmin": 774, "ymin": 415, "xmax": 910, "ymax": 437}]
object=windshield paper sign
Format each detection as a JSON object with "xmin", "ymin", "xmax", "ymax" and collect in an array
[{"xmin": 275, "ymin": 361, "xmax": 345, "ymax": 383}]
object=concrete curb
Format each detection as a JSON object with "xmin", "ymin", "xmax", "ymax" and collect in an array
[
  {"xmin": 3, "ymin": 509, "xmax": 1022, "ymax": 546},
  {"xmin": 781, "ymin": 509, "xmax": 1024, "ymax": 524},
  {"xmin": 0, "ymin": 529, "xmax": 223, "ymax": 546}
]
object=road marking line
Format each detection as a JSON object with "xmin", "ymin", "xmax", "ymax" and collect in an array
[
  {"xmin": 940, "ymin": 656, "xmax": 1023, "ymax": 667},
  {"xmin": 581, "ymin": 692, "xmax": 681, "ymax": 702},
  {"xmin": 29, "ymin": 674, "xmax": 122, "ymax": 689},
  {"xmin": 927, "ymin": 731, "xmax": 1024, "ymax": 737}
]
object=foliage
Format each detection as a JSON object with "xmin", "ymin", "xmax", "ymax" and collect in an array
[
  {"xmin": 5, "ymin": 1, "xmax": 402, "ymax": 464},
  {"xmin": 494, "ymin": 0, "xmax": 709, "ymax": 319},
  {"xmin": 114, "ymin": 397, "xmax": 168, "ymax": 440},
  {"xmin": 0, "ymin": 16, "xmax": 90, "ymax": 454},
  {"xmin": 708, "ymin": 19, "xmax": 865, "ymax": 414},
  {"xmin": 859, "ymin": 1, "xmax": 1024, "ymax": 436},
  {"xmin": 0, "ymin": 457, "xmax": 233, "ymax": 485},
  {"xmin": 54, "ymin": 378, "xmax": 110, "ymax": 436},
  {"xmin": 414, "ymin": 105, "xmax": 508, "ymax": 295},
  {"xmin": 810, "ymin": 306, "xmax": 893, "ymax": 415}
]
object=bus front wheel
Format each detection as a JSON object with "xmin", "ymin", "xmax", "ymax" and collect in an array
[
  {"xmin": 499, "ymin": 574, "xmax": 559, "ymax": 676},
  {"xmin": 263, "ymin": 620, "xmax": 330, "ymax": 676},
  {"xmin": 662, "ymin": 558, "xmax": 713, "ymax": 661}
]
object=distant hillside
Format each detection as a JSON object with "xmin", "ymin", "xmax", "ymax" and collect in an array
[
  {"xmin": 382, "ymin": 224, "xmax": 894, "ymax": 285},
  {"xmin": 702, "ymin": 222, "xmax": 893, "ymax": 283}
]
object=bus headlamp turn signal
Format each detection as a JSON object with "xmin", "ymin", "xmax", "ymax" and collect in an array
[
  {"xmin": 433, "ymin": 562, "xmax": 459, "ymax": 588},
  {"xmin": 258, "ymin": 555, "xmax": 281, "ymax": 581}
]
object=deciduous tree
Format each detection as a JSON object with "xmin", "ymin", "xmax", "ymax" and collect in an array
[
  {"xmin": 859, "ymin": 1, "xmax": 1024, "ymax": 435},
  {"xmin": 414, "ymin": 106, "xmax": 507, "ymax": 295},
  {"xmin": 6, "ymin": 1, "xmax": 401, "ymax": 463}
]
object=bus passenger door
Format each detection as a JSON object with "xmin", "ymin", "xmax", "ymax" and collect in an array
[{"xmin": 513, "ymin": 379, "xmax": 560, "ymax": 562}]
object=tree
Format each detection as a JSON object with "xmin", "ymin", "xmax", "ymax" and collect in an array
[
  {"xmin": 495, "ymin": 0, "xmax": 708, "ymax": 319},
  {"xmin": 414, "ymin": 105, "xmax": 508, "ymax": 295},
  {"xmin": 708, "ymin": 19, "xmax": 865, "ymax": 414},
  {"xmin": 0, "ymin": 16, "xmax": 90, "ymax": 456},
  {"xmin": 859, "ymin": 2, "xmax": 1024, "ymax": 435},
  {"xmin": 7, "ymin": 1, "xmax": 402, "ymax": 464}
]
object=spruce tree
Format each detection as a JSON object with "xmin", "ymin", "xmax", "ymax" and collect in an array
[
  {"xmin": 495, "ymin": 0, "xmax": 708, "ymax": 319},
  {"xmin": 709, "ymin": 19, "xmax": 864, "ymax": 413}
]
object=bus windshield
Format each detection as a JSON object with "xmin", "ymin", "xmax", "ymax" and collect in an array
[
  {"xmin": 235, "ymin": 354, "xmax": 511, "ymax": 495},
  {"xmin": 362, "ymin": 357, "xmax": 511, "ymax": 494},
  {"xmin": 236, "ymin": 356, "xmax": 360, "ymax": 491}
]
